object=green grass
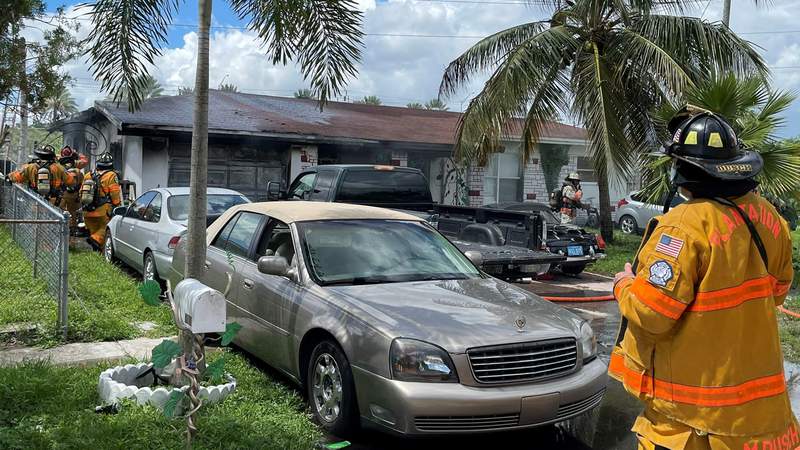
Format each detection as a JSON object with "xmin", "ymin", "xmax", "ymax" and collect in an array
[
  {"xmin": 588, "ymin": 232, "xmax": 642, "ymax": 276},
  {"xmin": 0, "ymin": 351, "xmax": 320, "ymax": 449},
  {"xmin": 0, "ymin": 227, "xmax": 173, "ymax": 346}
]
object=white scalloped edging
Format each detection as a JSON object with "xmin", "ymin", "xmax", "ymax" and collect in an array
[{"xmin": 98, "ymin": 363, "xmax": 236, "ymax": 413}]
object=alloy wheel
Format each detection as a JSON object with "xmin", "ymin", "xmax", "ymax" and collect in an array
[
  {"xmin": 311, "ymin": 353, "xmax": 343, "ymax": 423},
  {"xmin": 620, "ymin": 217, "xmax": 635, "ymax": 234},
  {"xmin": 143, "ymin": 254, "xmax": 156, "ymax": 282},
  {"xmin": 104, "ymin": 235, "xmax": 113, "ymax": 262}
]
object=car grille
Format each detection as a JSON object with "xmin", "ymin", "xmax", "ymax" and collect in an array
[
  {"xmin": 467, "ymin": 338, "xmax": 578, "ymax": 384},
  {"xmin": 556, "ymin": 389, "xmax": 606, "ymax": 421},
  {"xmin": 414, "ymin": 414, "xmax": 520, "ymax": 432}
]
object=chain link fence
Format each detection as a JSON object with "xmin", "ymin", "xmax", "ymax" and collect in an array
[{"xmin": 0, "ymin": 183, "xmax": 69, "ymax": 338}]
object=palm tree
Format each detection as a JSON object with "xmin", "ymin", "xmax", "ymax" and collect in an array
[
  {"xmin": 45, "ymin": 86, "xmax": 78, "ymax": 123},
  {"xmin": 440, "ymin": 0, "xmax": 766, "ymax": 241},
  {"xmin": 177, "ymin": 86, "xmax": 194, "ymax": 95},
  {"xmin": 85, "ymin": 0, "xmax": 362, "ymax": 285},
  {"xmin": 294, "ymin": 88, "xmax": 316, "ymax": 99},
  {"xmin": 406, "ymin": 102, "xmax": 424, "ymax": 109},
  {"xmin": 106, "ymin": 74, "xmax": 164, "ymax": 106},
  {"xmin": 219, "ymin": 83, "xmax": 238, "ymax": 92},
  {"xmin": 640, "ymin": 74, "xmax": 800, "ymax": 202},
  {"xmin": 424, "ymin": 98, "xmax": 448, "ymax": 111},
  {"xmin": 354, "ymin": 95, "xmax": 381, "ymax": 105}
]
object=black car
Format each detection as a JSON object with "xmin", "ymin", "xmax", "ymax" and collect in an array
[{"xmin": 486, "ymin": 202, "xmax": 605, "ymax": 275}]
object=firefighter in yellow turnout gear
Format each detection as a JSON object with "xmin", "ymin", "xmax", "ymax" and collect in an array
[
  {"xmin": 610, "ymin": 112, "xmax": 797, "ymax": 450},
  {"xmin": 7, "ymin": 146, "xmax": 75, "ymax": 205},
  {"xmin": 81, "ymin": 153, "xmax": 121, "ymax": 251},
  {"xmin": 57, "ymin": 146, "xmax": 84, "ymax": 234}
]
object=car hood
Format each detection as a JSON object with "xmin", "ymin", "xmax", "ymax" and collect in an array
[{"xmin": 326, "ymin": 278, "xmax": 581, "ymax": 353}]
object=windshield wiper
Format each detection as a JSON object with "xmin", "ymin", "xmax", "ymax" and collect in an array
[{"xmin": 322, "ymin": 276, "xmax": 393, "ymax": 286}]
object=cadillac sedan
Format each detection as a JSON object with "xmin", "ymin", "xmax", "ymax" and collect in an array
[{"xmin": 169, "ymin": 202, "xmax": 607, "ymax": 436}]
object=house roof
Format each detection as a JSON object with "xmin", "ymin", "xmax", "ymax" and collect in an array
[{"xmin": 94, "ymin": 90, "xmax": 587, "ymax": 146}]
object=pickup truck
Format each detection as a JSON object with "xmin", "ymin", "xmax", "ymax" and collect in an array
[{"xmin": 269, "ymin": 164, "xmax": 565, "ymax": 279}]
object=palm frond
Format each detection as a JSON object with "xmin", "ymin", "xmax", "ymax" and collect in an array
[
  {"xmin": 613, "ymin": 29, "xmax": 695, "ymax": 97},
  {"xmin": 440, "ymin": 21, "xmax": 548, "ymax": 98},
  {"xmin": 84, "ymin": 0, "xmax": 178, "ymax": 111},
  {"xmin": 758, "ymin": 140, "xmax": 800, "ymax": 196},
  {"xmin": 231, "ymin": 0, "xmax": 363, "ymax": 105}
]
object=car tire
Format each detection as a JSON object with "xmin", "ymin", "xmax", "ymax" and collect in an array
[
  {"xmin": 618, "ymin": 215, "xmax": 638, "ymax": 235},
  {"xmin": 143, "ymin": 251, "xmax": 160, "ymax": 284},
  {"xmin": 561, "ymin": 262, "xmax": 587, "ymax": 276},
  {"xmin": 103, "ymin": 231, "xmax": 115, "ymax": 263},
  {"xmin": 307, "ymin": 340, "xmax": 359, "ymax": 437}
]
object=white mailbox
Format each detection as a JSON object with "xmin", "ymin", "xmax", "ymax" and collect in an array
[{"xmin": 173, "ymin": 278, "xmax": 227, "ymax": 334}]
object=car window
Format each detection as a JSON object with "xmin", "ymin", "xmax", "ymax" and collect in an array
[
  {"xmin": 256, "ymin": 219, "xmax": 295, "ymax": 264},
  {"xmin": 308, "ymin": 170, "xmax": 336, "ymax": 201},
  {"xmin": 224, "ymin": 212, "xmax": 265, "ymax": 259},
  {"xmin": 126, "ymin": 191, "xmax": 157, "ymax": 220},
  {"xmin": 167, "ymin": 194, "xmax": 249, "ymax": 221},
  {"xmin": 289, "ymin": 173, "xmax": 316, "ymax": 200},
  {"xmin": 212, "ymin": 213, "xmax": 240, "ymax": 249},
  {"xmin": 336, "ymin": 169, "xmax": 432, "ymax": 204},
  {"xmin": 143, "ymin": 193, "xmax": 162, "ymax": 222}
]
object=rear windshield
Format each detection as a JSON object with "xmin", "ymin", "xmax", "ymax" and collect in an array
[
  {"xmin": 336, "ymin": 170, "xmax": 432, "ymax": 204},
  {"xmin": 168, "ymin": 194, "xmax": 249, "ymax": 221}
]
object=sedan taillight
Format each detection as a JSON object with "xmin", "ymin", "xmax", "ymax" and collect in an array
[
  {"xmin": 617, "ymin": 198, "xmax": 629, "ymax": 208},
  {"xmin": 168, "ymin": 236, "xmax": 181, "ymax": 249}
]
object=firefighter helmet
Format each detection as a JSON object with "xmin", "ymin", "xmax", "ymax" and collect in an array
[
  {"xmin": 33, "ymin": 145, "xmax": 56, "ymax": 161},
  {"xmin": 96, "ymin": 152, "xmax": 114, "ymax": 170},
  {"xmin": 664, "ymin": 112, "xmax": 762, "ymax": 180},
  {"xmin": 565, "ymin": 172, "xmax": 580, "ymax": 182},
  {"xmin": 59, "ymin": 146, "xmax": 76, "ymax": 165}
]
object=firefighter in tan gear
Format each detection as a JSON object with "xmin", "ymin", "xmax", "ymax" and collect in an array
[
  {"xmin": 81, "ymin": 152, "xmax": 121, "ymax": 251},
  {"xmin": 610, "ymin": 112, "xmax": 797, "ymax": 450},
  {"xmin": 58, "ymin": 146, "xmax": 84, "ymax": 235},
  {"xmin": 7, "ymin": 146, "xmax": 75, "ymax": 205},
  {"xmin": 560, "ymin": 172, "xmax": 583, "ymax": 224}
]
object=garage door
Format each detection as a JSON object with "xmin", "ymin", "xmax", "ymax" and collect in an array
[{"xmin": 168, "ymin": 143, "xmax": 287, "ymax": 201}]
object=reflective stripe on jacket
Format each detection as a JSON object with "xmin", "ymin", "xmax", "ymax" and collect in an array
[
  {"xmin": 609, "ymin": 192, "xmax": 795, "ymax": 436},
  {"xmin": 82, "ymin": 170, "xmax": 121, "ymax": 217}
]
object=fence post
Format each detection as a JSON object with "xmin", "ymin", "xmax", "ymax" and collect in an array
[
  {"xmin": 11, "ymin": 186, "xmax": 16, "ymax": 241},
  {"xmin": 58, "ymin": 211, "xmax": 70, "ymax": 340},
  {"xmin": 32, "ymin": 205, "xmax": 39, "ymax": 278}
]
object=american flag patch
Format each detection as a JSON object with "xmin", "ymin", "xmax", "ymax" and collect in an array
[{"xmin": 655, "ymin": 234, "xmax": 684, "ymax": 258}]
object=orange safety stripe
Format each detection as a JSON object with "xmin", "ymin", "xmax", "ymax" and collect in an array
[
  {"xmin": 609, "ymin": 352, "xmax": 786, "ymax": 407},
  {"xmin": 629, "ymin": 278, "xmax": 688, "ymax": 320},
  {"xmin": 689, "ymin": 275, "xmax": 788, "ymax": 312}
]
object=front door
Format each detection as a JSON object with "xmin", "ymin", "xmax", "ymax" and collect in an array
[{"xmin": 115, "ymin": 190, "xmax": 157, "ymax": 268}]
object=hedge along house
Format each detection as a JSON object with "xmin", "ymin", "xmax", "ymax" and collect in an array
[{"xmin": 57, "ymin": 90, "xmax": 634, "ymax": 209}]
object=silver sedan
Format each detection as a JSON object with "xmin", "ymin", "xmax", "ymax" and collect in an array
[
  {"xmin": 105, "ymin": 187, "xmax": 249, "ymax": 283},
  {"xmin": 169, "ymin": 202, "xmax": 607, "ymax": 436}
]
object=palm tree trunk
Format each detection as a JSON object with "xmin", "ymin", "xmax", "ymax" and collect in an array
[
  {"xmin": 18, "ymin": 83, "xmax": 28, "ymax": 165},
  {"xmin": 597, "ymin": 173, "xmax": 614, "ymax": 244},
  {"xmin": 181, "ymin": 0, "xmax": 212, "ymax": 373},
  {"xmin": 722, "ymin": 0, "xmax": 731, "ymax": 26}
]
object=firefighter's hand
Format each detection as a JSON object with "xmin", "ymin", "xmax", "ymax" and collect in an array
[{"xmin": 614, "ymin": 262, "xmax": 634, "ymax": 286}]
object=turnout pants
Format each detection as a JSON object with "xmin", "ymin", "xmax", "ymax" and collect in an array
[
  {"xmin": 84, "ymin": 204, "xmax": 111, "ymax": 247},
  {"xmin": 635, "ymin": 407, "xmax": 800, "ymax": 450},
  {"xmin": 59, "ymin": 192, "xmax": 80, "ymax": 230}
]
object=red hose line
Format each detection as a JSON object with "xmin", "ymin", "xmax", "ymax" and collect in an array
[
  {"xmin": 778, "ymin": 305, "xmax": 800, "ymax": 319},
  {"xmin": 542, "ymin": 294, "xmax": 615, "ymax": 302}
]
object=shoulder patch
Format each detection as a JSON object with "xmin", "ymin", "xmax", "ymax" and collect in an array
[
  {"xmin": 648, "ymin": 260, "xmax": 674, "ymax": 287},
  {"xmin": 655, "ymin": 233, "xmax": 684, "ymax": 258}
]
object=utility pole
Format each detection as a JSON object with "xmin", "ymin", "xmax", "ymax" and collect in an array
[{"xmin": 722, "ymin": 0, "xmax": 732, "ymax": 27}]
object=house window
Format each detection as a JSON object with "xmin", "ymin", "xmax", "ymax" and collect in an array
[
  {"xmin": 484, "ymin": 152, "xmax": 522, "ymax": 204},
  {"xmin": 577, "ymin": 157, "xmax": 597, "ymax": 183}
]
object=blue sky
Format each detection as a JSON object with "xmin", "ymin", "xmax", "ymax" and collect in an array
[{"xmin": 43, "ymin": 0, "xmax": 800, "ymax": 137}]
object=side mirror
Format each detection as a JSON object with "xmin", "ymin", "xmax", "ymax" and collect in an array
[
  {"xmin": 113, "ymin": 206, "xmax": 127, "ymax": 217},
  {"xmin": 464, "ymin": 250, "xmax": 483, "ymax": 268},
  {"xmin": 257, "ymin": 256, "xmax": 290, "ymax": 277},
  {"xmin": 267, "ymin": 181, "xmax": 285, "ymax": 201}
]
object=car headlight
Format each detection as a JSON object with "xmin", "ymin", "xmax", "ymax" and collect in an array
[
  {"xmin": 579, "ymin": 322, "xmax": 597, "ymax": 363},
  {"xmin": 390, "ymin": 338, "xmax": 459, "ymax": 383}
]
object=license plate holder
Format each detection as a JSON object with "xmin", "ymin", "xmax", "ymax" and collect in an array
[{"xmin": 567, "ymin": 245, "xmax": 584, "ymax": 257}]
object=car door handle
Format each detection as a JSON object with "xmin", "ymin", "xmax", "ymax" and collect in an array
[
  {"xmin": 204, "ymin": 261, "xmax": 211, "ymax": 270},
  {"xmin": 242, "ymin": 279, "xmax": 255, "ymax": 290}
]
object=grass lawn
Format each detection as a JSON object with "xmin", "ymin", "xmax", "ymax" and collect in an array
[
  {"xmin": 588, "ymin": 231, "xmax": 641, "ymax": 276},
  {"xmin": 0, "ymin": 351, "xmax": 320, "ymax": 449},
  {"xmin": 0, "ymin": 227, "xmax": 173, "ymax": 346}
]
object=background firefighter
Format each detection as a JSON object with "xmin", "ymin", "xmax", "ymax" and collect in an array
[
  {"xmin": 611, "ymin": 112, "xmax": 797, "ymax": 449},
  {"xmin": 81, "ymin": 152, "xmax": 121, "ymax": 251},
  {"xmin": 560, "ymin": 172, "xmax": 583, "ymax": 223},
  {"xmin": 7, "ymin": 146, "xmax": 74, "ymax": 206},
  {"xmin": 58, "ymin": 146, "xmax": 85, "ymax": 235}
]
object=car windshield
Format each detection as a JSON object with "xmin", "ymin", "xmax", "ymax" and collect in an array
[
  {"xmin": 168, "ymin": 194, "xmax": 249, "ymax": 221},
  {"xmin": 298, "ymin": 220, "xmax": 481, "ymax": 286}
]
